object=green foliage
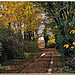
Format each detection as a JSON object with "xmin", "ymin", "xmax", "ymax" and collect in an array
[
  {"xmin": 43, "ymin": 3, "xmax": 75, "ymax": 73},
  {"xmin": 0, "ymin": 26, "xmax": 40, "ymax": 63},
  {"xmin": 0, "ymin": 28, "xmax": 21, "ymax": 61},
  {"xmin": 0, "ymin": 43, "xmax": 3, "ymax": 57},
  {"xmin": 23, "ymin": 41, "xmax": 40, "ymax": 53},
  {"xmin": 15, "ymin": 41, "xmax": 40, "ymax": 59},
  {"xmin": 55, "ymin": 19, "xmax": 75, "ymax": 57},
  {"xmin": 23, "ymin": 52, "xmax": 31, "ymax": 59},
  {"xmin": 58, "ymin": 65, "xmax": 75, "ymax": 73},
  {"xmin": 47, "ymin": 39, "xmax": 56, "ymax": 48},
  {"xmin": 42, "ymin": 2, "xmax": 75, "ymax": 58}
]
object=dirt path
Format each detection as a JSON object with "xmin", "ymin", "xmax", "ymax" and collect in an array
[
  {"xmin": 1, "ymin": 48, "xmax": 64, "ymax": 73},
  {"xmin": 18, "ymin": 48, "xmax": 63, "ymax": 73}
]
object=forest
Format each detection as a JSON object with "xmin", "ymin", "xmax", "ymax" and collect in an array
[{"xmin": 0, "ymin": 1, "xmax": 75, "ymax": 73}]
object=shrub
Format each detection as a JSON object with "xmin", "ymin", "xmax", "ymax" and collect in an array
[
  {"xmin": 23, "ymin": 41, "xmax": 40, "ymax": 53},
  {"xmin": 55, "ymin": 19, "xmax": 75, "ymax": 58},
  {"xmin": 23, "ymin": 52, "xmax": 31, "ymax": 59},
  {"xmin": 47, "ymin": 39, "xmax": 56, "ymax": 48},
  {"xmin": 0, "ymin": 43, "xmax": 3, "ymax": 57},
  {"xmin": 0, "ymin": 27, "xmax": 40, "ymax": 62},
  {"xmin": 15, "ymin": 41, "xmax": 40, "ymax": 59},
  {"xmin": 0, "ymin": 27, "xmax": 23, "ymax": 61}
]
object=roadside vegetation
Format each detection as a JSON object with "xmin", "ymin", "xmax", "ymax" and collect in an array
[{"xmin": 0, "ymin": 1, "xmax": 75, "ymax": 73}]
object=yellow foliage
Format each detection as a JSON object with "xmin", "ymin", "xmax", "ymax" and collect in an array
[
  {"xmin": 21, "ymin": 28, "xmax": 24, "ymax": 31},
  {"xmin": 11, "ymin": 27, "xmax": 14, "ymax": 30},
  {"xmin": 0, "ymin": 1, "xmax": 44, "ymax": 34},
  {"xmin": 73, "ymin": 42, "xmax": 75, "ymax": 45},
  {"xmin": 63, "ymin": 44, "xmax": 69, "ymax": 48},
  {"xmin": 74, "ymin": 12, "xmax": 75, "ymax": 15},
  {"xmin": 69, "ymin": 10, "xmax": 73, "ymax": 14},
  {"xmin": 17, "ymin": 27, "xmax": 20, "ymax": 30},
  {"xmin": 66, "ymin": 61, "xmax": 68, "ymax": 64},
  {"xmin": 70, "ymin": 30, "xmax": 75, "ymax": 34},
  {"xmin": 70, "ymin": 46, "xmax": 74, "ymax": 50},
  {"xmin": 6, "ymin": 24, "xmax": 9, "ymax": 26}
]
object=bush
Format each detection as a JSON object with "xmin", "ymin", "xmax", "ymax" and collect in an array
[
  {"xmin": 23, "ymin": 41, "xmax": 40, "ymax": 53},
  {"xmin": 47, "ymin": 39, "xmax": 56, "ymax": 48},
  {"xmin": 0, "ymin": 27, "xmax": 23, "ymax": 61},
  {"xmin": 0, "ymin": 43, "xmax": 3, "ymax": 57},
  {"xmin": 23, "ymin": 52, "xmax": 31, "ymax": 59},
  {"xmin": 0, "ymin": 42, "xmax": 3, "ymax": 65},
  {"xmin": 0, "ymin": 27, "xmax": 40, "ymax": 62},
  {"xmin": 55, "ymin": 19, "xmax": 75, "ymax": 58},
  {"xmin": 15, "ymin": 41, "xmax": 40, "ymax": 59}
]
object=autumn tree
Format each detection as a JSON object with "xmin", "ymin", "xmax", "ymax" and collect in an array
[
  {"xmin": 0, "ymin": 1, "xmax": 45, "ymax": 63},
  {"xmin": 0, "ymin": 2, "xmax": 44, "ymax": 42}
]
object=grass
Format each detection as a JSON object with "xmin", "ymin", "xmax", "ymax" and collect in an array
[{"xmin": 0, "ymin": 65, "xmax": 11, "ymax": 70}]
